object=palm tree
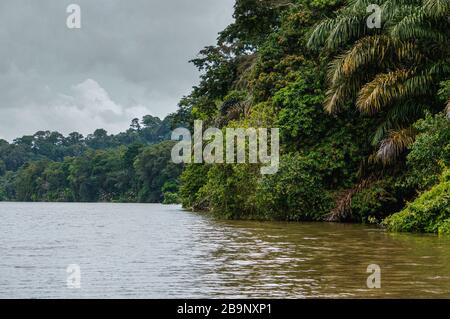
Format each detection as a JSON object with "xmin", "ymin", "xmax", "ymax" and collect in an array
[{"xmin": 308, "ymin": 0, "xmax": 450, "ymax": 164}]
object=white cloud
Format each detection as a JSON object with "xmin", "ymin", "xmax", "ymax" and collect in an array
[
  {"xmin": 0, "ymin": 79, "xmax": 152, "ymax": 141},
  {"xmin": 0, "ymin": 0, "xmax": 235, "ymax": 141}
]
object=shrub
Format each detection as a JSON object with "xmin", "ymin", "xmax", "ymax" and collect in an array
[
  {"xmin": 384, "ymin": 168, "xmax": 450, "ymax": 234},
  {"xmin": 406, "ymin": 113, "xmax": 450, "ymax": 190},
  {"xmin": 256, "ymin": 152, "xmax": 333, "ymax": 221},
  {"xmin": 179, "ymin": 164, "xmax": 211, "ymax": 210},
  {"xmin": 351, "ymin": 177, "xmax": 401, "ymax": 223},
  {"xmin": 196, "ymin": 164, "xmax": 260, "ymax": 219},
  {"xmin": 163, "ymin": 192, "xmax": 180, "ymax": 204}
]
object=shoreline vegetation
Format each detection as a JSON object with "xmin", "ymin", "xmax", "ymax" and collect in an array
[{"xmin": 1, "ymin": 0, "xmax": 449, "ymax": 234}]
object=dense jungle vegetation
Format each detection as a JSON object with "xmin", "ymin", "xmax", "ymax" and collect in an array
[
  {"xmin": 0, "ymin": 115, "xmax": 182, "ymax": 203},
  {"xmin": 0, "ymin": 0, "xmax": 448, "ymax": 234},
  {"xmin": 176, "ymin": 0, "xmax": 450, "ymax": 234}
]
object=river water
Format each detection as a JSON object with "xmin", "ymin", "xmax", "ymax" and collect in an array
[{"xmin": 0, "ymin": 202, "xmax": 449, "ymax": 298}]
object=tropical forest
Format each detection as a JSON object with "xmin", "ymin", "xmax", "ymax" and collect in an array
[{"xmin": 1, "ymin": 0, "xmax": 449, "ymax": 235}]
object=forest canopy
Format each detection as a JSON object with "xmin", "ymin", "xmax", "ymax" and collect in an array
[{"xmin": 0, "ymin": 115, "xmax": 183, "ymax": 204}]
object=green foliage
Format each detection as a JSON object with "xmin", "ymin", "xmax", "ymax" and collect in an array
[
  {"xmin": 163, "ymin": 192, "xmax": 180, "ymax": 205},
  {"xmin": 384, "ymin": 168, "xmax": 450, "ymax": 234},
  {"xmin": 256, "ymin": 153, "xmax": 333, "ymax": 221},
  {"xmin": 14, "ymin": 160, "xmax": 48, "ymax": 201},
  {"xmin": 0, "ymin": 114, "xmax": 173, "ymax": 174},
  {"xmin": 3, "ymin": 0, "xmax": 448, "ymax": 235},
  {"xmin": 179, "ymin": 164, "xmax": 211, "ymax": 210},
  {"xmin": 2, "ymin": 140, "xmax": 182, "ymax": 203},
  {"xmin": 438, "ymin": 80, "xmax": 450, "ymax": 116},
  {"xmin": 307, "ymin": 0, "xmax": 450, "ymax": 163},
  {"xmin": 135, "ymin": 141, "xmax": 183, "ymax": 203},
  {"xmin": 250, "ymin": 5, "xmax": 321, "ymax": 102},
  {"xmin": 218, "ymin": 0, "xmax": 292, "ymax": 52},
  {"xmin": 351, "ymin": 177, "xmax": 401, "ymax": 223},
  {"xmin": 162, "ymin": 181, "xmax": 180, "ymax": 204},
  {"xmin": 274, "ymin": 73, "xmax": 327, "ymax": 146},
  {"xmin": 0, "ymin": 113, "xmax": 182, "ymax": 203},
  {"xmin": 439, "ymin": 80, "xmax": 450, "ymax": 102},
  {"xmin": 405, "ymin": 113, "xmax": 450, "ymax": 190},
  {"xmin": 306, "ymin": 0, "xmax": 342, "ymax": 9},
  {"xmin": 0, "ymin": 160, "xmax": 5, "ymax": 176},
  {"xmin": 177, "ymin": 0, "xmax": 381, "ymax": 223},
  {"xmin": 0, "ymin": 172, "xmax": 16, "ymax": 201},
  {"xmin": 196, "ymin": 164, "xmax": 260, "ymax": 219}
]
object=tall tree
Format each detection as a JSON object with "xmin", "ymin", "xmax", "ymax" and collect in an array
[{"xmin": 308, "ymin": 0, "xmax": 450, "ymax": 163}]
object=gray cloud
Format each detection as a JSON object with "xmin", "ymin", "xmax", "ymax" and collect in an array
[{"xmin": 0, "ymin": 0, "xmax": 234, "ymax": 141}]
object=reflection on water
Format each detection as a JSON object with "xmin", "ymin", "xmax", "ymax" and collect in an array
[{"xmin": 0, "ymin": 202, "xmax": 449, "ymax": 298}]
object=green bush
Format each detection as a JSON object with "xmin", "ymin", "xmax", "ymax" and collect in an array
[
  {"xmin": 135, "ymin": 141, "xmax": 182, "ymax": 203},
  {"xmin": 179, "ymin": 164, "xmax": 211, "ymax": 210},
  {"xmin": 405, "ymin": 113, "xmax": 450, "ymax": 190},
  {"xmin": 274, "ymin": 73, "xmax": 327, "ymax": 147},
  {"xmin": 438, "ymin": 219, "xmax": 450, "ymax": 235},
  {"xmin": 256, "ymin": 152, "xmax": 333, "ymax": 221},
  {"xmin": 163, "ymin": 192, "xmax": 180, "ymax": 204},
  {"xmin": 351, "ymin": 177, "xmax": 401, "ymax": 223},
  {"xmin": 384, "ymin": 168, "xmax": 450, "ymax": 234},
  {"xmin": 196, "ymin": 164, "xmax": 260, "ymax": 219}
]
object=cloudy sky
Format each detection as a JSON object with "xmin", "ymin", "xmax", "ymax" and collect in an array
[{"xmin": 0, "ymin": 0, "xmax": 234, "ymax": 141}]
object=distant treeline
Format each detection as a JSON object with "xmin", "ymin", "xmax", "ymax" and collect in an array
[{"xmin": 0, "ymin": 115, "xmax": 183, "ymax": 203}]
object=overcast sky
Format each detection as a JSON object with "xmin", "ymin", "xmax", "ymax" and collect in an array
[{"xmin": 0, "ymin": 0, "xmax": 234, "ymax": 141}]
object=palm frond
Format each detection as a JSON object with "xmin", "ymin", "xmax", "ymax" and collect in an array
[
  {"xmin": 427, "ymin": 59, "xmax": 450, "ymax": 77},
  {"xmin": 325, "ymin": 14, "xmax": 366, "ymax": 50},
  {"xmin": 307, "ymin": 18, "xmax": 336, "ymax": 50},
  {"xmin": 310, "ymin": 0, "xmax": 449, "ymax": 159},
  {"xmin": 376, "ymin": 127, "xmax": 416, "ymax": 165},
  {"xmin": 393, "ymin": 24, "xmax": 447, "ymax": 43},
  {"xmin": 357, "ymin": 70, "xmax": 432, "ymax": 114},
  {"xmin": 324, "ymin": 74, "xmax": 368, "ymax": 113},
  {"xmin": 372, "ymin": 101, "xmax": 428, "ymax": 145},
  {"xmin": 327, "ymin": 35, "xmax": 419, "ymax": 86},
  {"xmin": 307, "ymin": 4, "xmax": 371, "ymax": 51},
  {"xmin": 357, "ymin": 69, "xmax": 410, "ymax": 114},
  {"xmin": 423, "ymin": 0, "xmax": 450, "ymax": 17},
  {"xmin": 382, "ymin": 1, "xmax": 418, "ymax": 24},
  {"xmin": 324, "ymin": 85, "xmax": 347, "ymax": 114}
]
